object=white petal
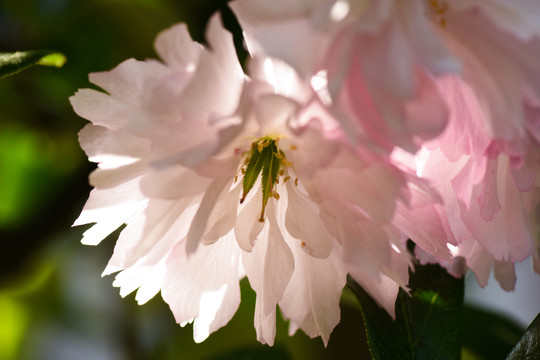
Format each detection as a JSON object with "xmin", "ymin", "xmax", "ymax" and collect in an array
[
  {"xmin": 154, "ymin": 23, "xmax": 203, "ymax": 69},
  {"xmin": 279, "ymin": 243, "xmax": 346, "ymax": 345},
  {"xmin": 253, "ymin": 300, "xmax": 277, "ymax": 345},
  {"xmin": 234, "ymin": 189, "xmax": 264, "ymax": 252},
  {"xmin": 89, "ymin": 161, "xmax": 147, "ymax": 188},
  {"xmin": 78, "ymin": 124, "xmax": 150, "ymax": 160},
  {"xmin": 231, "ymin": 0, "xmax": 329, "ymax": 78},
  {"xmin": 89, "ymin": 58, "xmax": 169, "ymax": 104},
  {"xmin": 70, "ymin": 89, "xmax": 127, "ymax": 129},
  {"xmin": 161, "ymin": 236, "xmax": 242, "ymax": 342},
  {"xmin": 202, "ymin": 183, "xmax": 241, "ymax": 245},
  {"xmin": 74, "ymin": 177, "xmax": 147, "ymax": 245},
  {"xmin": 285, "ymin": 182, "xmax": 333, "ymax": 258},
  {"xmin": 177, "ymin": 14, "xmax": 244, "ymax": 123},
  {"xmin": 243, "ymin": 204, "xmax": 294, "ymax": 330},
  {"xmin": 107, "ymin": 197, "xmax": 195, "ymax": 269},
  {"xmin": 140, "ymin": 165, "xmax": 211, "ymax": 200},
  {"xmin": 111, "ymin": 259, "xmax": 167, "ymax": 304},
  {"xmin": 348, "ymin": 265, "xmax": 401, "ymax": 319},
  {"xmin": 186, "ymin": 177, "xmax": 232, "ymax": 253}
]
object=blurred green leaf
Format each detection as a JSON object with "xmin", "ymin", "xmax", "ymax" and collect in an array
[
  {"xmin": 0, "ymin": 125, "xmax": 81, "ymax": 228},
  {"xmin": 37, "ymin": 53, "xmax": 66, "ymax": 67},
  {"xmin": 0, "ymin": 296, "xmax": 29, "ymax": 360},
  {"xmin": 348, "ymin": 263, "xmax": 464, "ymax": 360},
  {"xmin": 462, "ymin": 306, "xmax": 524, "ymax": 360},
  {"xmin": 507, "ymin": 312, "xmax": 540, "ymax": 360},
  {"xmin": 0, "ymin": 50, "xmax": 66, "ymax": 79}
]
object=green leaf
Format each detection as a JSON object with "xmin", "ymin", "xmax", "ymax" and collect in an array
[
  {"xmin": 260, "ymin": 141, "xmax": 281, "ymax": 221},
  {"xmin": 507, "ymin": 312, "xmax": 540, "ymax": 360},
  {"xmin": 348, "ymin": 263, "xmax": 464, "ymax": 360},
  {"xmin": 242, "ymin": 144, "xmax": 264, "ymax": 204},
  {"xmin": 0, "ymin": 50, "xmax": 67, "ymax": 79},
  {"xmin": 347, "ymin": 278, "xmax": 413, "ymax": 359}
]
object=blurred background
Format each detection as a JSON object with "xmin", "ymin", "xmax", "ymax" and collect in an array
[{"xmin": 0, "ymin": 1, "xmax": 538, "ymax": 359}]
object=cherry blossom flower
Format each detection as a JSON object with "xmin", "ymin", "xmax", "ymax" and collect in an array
[
  {"xmin": 65, "ymin": 9, "xmax": 457, "ymax": 348},
  {"xmin": 71, "ymin": 15, "xmax": 246, "ymax": 341},
  {"xmin": 404, "ymin": 76, "xmax": 540, "ymax": 290},
  {"xmin": 71, "ymin": 13, "xmax": 421, "ymax": 345},
  {"xmin": 230, "ymin": 0, "xmax": 457, "ymax": 153},
  {"xmin": 230, "ymin": 0, "xmax": 540, "ymax": 155},
  {"xmin": 71, "ymin": 0, "xmax": 540, "ymax": 346},
  {"xmin": 231, "ymin": 0, "xmax": 540, "ymax": 290}
]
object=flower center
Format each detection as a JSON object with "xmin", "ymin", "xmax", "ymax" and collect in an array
[{"xmin": 239, "ymin": 137, "xmax": 288, "ymax": 222}]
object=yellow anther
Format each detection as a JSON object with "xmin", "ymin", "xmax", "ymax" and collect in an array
[
  {"xmin": 294, "ymin": 178, "xmax": 298, "ymax": 187},
  {"xmin": 281, "ymin": 159, "xmax": 292, "ymax": 167},
  {"xmin": 283, "ymin": 176, "xmax": 291, "ymax": 183},
  {"xmin": 290, "ymin": 145, "xmax": 298, "ymax": 150},
  {"xmin": 272, "ymin": 191, "xmax": 280, "ymax": 200},
  {"xmin": 428, "ymin": 0, "xmax": 449, "ymax": 28}
]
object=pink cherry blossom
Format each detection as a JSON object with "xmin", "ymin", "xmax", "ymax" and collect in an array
[
  {"xmin": 231, "ymin": 0, "xmax": 540, "ymax": 156},
  {"xmin": 231, "ymin": 0, "xmax": 458, "ymax": 153},
  {"xmin": 405, "ymin": 75, "xmax": 540, "ymax": 290},
  {"xmin": 231, "ymin": 0, "xmax": 540, "ymax": 291}
]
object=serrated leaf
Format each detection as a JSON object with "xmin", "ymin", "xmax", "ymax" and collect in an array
[
  {"xmin": 507, "ymin": 312, "xmax": 540, "ymax": 360},
  {"xmin": 0, "ymin": 50, "xmax": 67, "ymax": 79},
  {"xmin": 241, "ymin": 145, "xmax": 264, "ymax": 203},
  {"xmin": 260, "ymin": 141, "xmax": 281, "ymax": 221},
  {"xmin": 349, "ymin": 263, "xmax": 464, "ymax": 360}
]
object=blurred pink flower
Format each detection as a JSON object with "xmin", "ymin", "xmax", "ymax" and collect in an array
[
  {"xmin": 230, "ymin": 0, "xmax": 540, "ymax": 155},
  {"xmin": 231, "ymin": 0, "xmax": 457, "ymax": 152},
  {"xmin": 407, "ymin": 76, "xmax": 540, "ymax": 290}
]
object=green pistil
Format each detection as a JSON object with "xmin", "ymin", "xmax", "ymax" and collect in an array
[{"xmin": 241, "ymin": 137, "xmax": 284, "ymax": 222}]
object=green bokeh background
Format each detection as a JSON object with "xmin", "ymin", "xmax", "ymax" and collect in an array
[{"xmin": 0, "ymin": 1, "xmax": 370, "ymax": 359}]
